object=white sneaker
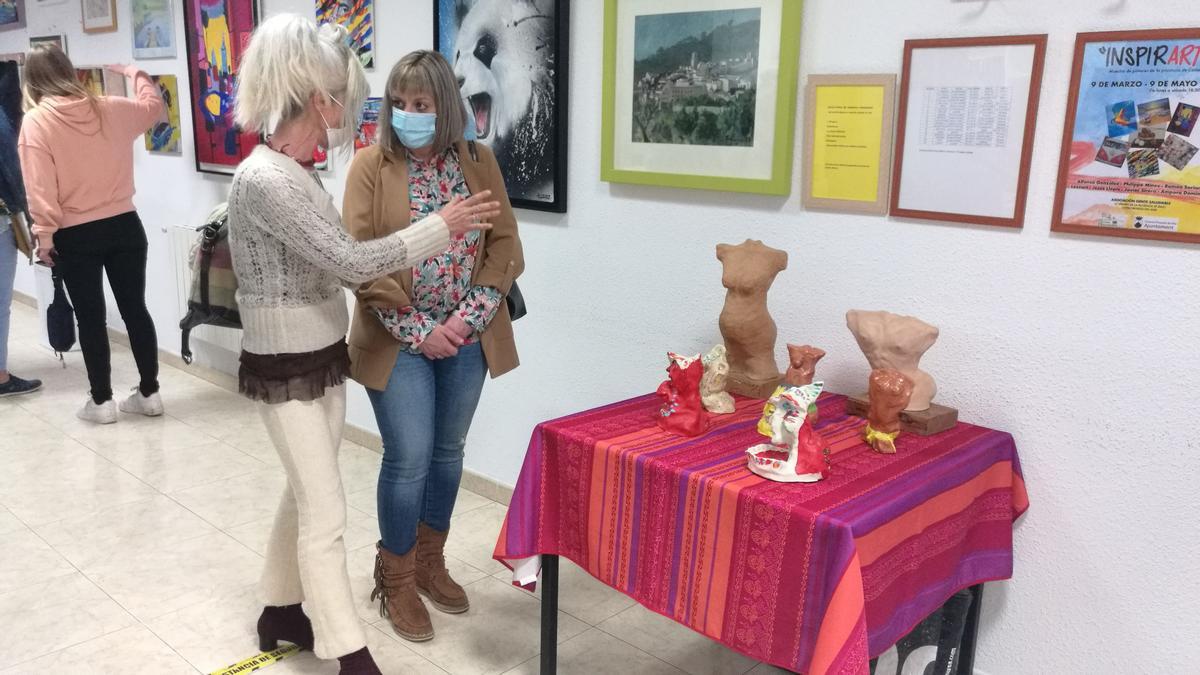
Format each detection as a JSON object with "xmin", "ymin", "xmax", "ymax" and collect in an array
[
  {"xmin": 77, "ymin": 399, "xmax": 118, "ymax": 425},
  {"xmin": 120, "ymin": 390, "xmax": 164, "ymax": 417}
]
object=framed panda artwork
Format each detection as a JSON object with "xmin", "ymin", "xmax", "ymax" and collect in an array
[{"xmin": 434, "ymin": 0, "xmax": 570, "ymax": 213}]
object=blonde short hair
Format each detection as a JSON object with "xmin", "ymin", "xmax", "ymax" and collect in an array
[
  {"xmin": 379, "ymin": 50, "xmax": 466, "ymax": 159},
  {"xmin": 234, "ymin": 13, "xmax": 368, "ymax": 135}
]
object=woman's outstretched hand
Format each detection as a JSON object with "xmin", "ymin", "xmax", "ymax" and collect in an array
[{"xmin": 438, "ymin": 191, "xmax": 500, "ymax": 237}]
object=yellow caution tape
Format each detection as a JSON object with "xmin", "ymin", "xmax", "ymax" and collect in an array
[{"xmin": 209, "ymin": 645, "xmax": 301, "ymax": 675}]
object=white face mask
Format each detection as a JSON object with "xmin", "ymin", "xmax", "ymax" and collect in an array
[{"xmin": 319, "ymin": 95, "xmax": 353, "ymax": 150}]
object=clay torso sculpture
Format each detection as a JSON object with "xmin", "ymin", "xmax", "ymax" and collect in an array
[
  {"xmin": 864, "ymin": 369, "xmax": 913, "ymax": 454},
  {"xmin": 656, "ymin": 352, "xmax": 708, "ymax": 436},
  {"xmin": 746, "ymin": 382, "xmax": 830, "ymax": 483},
  {"xmin": 784, "ymin": 344, "xmax": 825, "ymax": 425},
  {"xmin": 717, "ymin": 240, "xmax": 788, "ymax": 399},
  {"xmin": 846, "ymin": 310, "xmax": 939, "ymax": 411},
  {"xmin": 700, "ymin": 344, "xmax": 735, "ymax": 414}
]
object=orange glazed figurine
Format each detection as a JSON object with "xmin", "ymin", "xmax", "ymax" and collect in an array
[
  {"xmin": 717, "ymin": 240, "xmax": 788, "ymax": 399},
  {"xmin": 864, "ymin": 368, "xmax": 914, "ymax": 454}
]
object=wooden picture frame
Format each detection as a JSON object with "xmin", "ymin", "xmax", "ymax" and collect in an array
[
  {"xmin": 890, "ymin": 35, "xmax": 1047, "ymax": 228},
  {"xmin": 600, "ymin": 0, "xmax": 802, "ymax": 196},
  {"xmin": 1051, "ymin": 28, "xmax": 1200, "ymax": 244},
  {"xmin": 81, "ymin": 0, "xmax": 118, "ymax": 34},
  {"xmin": 434, "ymin": 0, "xmax": 570, "ymax": 213},
  {"xmin": 802, "ymin": 74, "xmax": 896, "ymax": 215},
  {"xmin": 0, "ymin": 0, "xmax": 27, "ymax": 32},
  {"xmin": 183, "ymin": 0, "xmax": 261, "ymax": 175}
]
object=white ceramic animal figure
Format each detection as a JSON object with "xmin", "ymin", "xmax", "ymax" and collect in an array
[
  {"xmin": 451, "ymin": 0, "xmax": 556, "ymax": 194},
  {"xmin": 746, "ymin": 382, "xmax": 829, "ymax": 483},
  {"xmin": 700, "ymin": 344, "xmax": 735, "ymax": 414}
]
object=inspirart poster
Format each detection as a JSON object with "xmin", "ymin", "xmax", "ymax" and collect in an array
[
  {"xmin": 1055, "ymin": 32, "xmax": 1200, "ymax": 239},
  {"xmin": 144, "ymin": 75, "xmax": 181, "ymax": 153},
  {"xmin": 316, "ymin": 0, "xmax": 373, "ymax": 68},
  {"xmin": 133, "ymin": 0, "xmax": 177, "ymax": 59},
  {"xmin": 184, "ymin": 0, "xmax": 259, "ymax": 175}
]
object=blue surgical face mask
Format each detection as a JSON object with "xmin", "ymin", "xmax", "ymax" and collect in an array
[{"xmin": 391, "ymin": 108, "xmax": 437, "ymax": 149}]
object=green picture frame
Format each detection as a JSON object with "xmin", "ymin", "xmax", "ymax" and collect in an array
[{"xmin": 600, "ymin": 0, "xmax": 802, "ymax": 195}]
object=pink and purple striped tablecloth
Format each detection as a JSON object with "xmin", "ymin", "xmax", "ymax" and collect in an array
[{"xmin": 494, "ymin": 393, "xmax": 1028, "ymax": 674}]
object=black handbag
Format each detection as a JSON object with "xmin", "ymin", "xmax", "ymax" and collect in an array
[
  {"xmin": 506, "ymin": 281, "xmax": 526, "ymax": 321},
  {"xmin": 46, "ymin": 267, "xmax": 76, "ymax": 361}
]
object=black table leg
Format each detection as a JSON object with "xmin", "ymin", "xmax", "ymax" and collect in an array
[
  {"xmin": 956, "ymin": 584, "xmax": 984, "ymax": 675},
  {"xmin": 540, "ymin": 554, "xmax": 559, "ymax": 674}
]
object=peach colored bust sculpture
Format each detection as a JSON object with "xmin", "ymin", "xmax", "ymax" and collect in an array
[
  {"xmin": 784, "ymin": 344, "xmax": 825, "ymax": 387},
  {"xmin": 717, "ymin": 240, "xmax": 788, "ymax": 399},
  {"xmin": 845, "ymin": 310, "xmax": 939, "ymax": 411},
  {"xmin": 700, "ymin": 344, "xmax": 735, "ymax": 414},
  {"xmin": 864, "ymin": 369, "xmax": 913, "ymax": 454}
]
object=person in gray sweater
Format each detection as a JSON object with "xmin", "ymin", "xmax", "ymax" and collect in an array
[{"xmin": 227, "ymin": 14, "xmax": 498, "ymax": 675}]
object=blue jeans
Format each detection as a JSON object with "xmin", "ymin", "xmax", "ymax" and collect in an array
[
  {"xmin": 368, "ymin": 341, "xmax": 487, "ymax": 555},
  {"xmin": 0, "ymin": 220, "xmax": 16, "ymax": 373}
]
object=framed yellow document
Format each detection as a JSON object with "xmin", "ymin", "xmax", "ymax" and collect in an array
[{"xmin": 802, "ymin": 74, "xmax": 896, "ymax": 214}]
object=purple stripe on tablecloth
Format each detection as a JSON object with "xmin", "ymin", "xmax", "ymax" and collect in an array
[
  {"xmin": 792, "ymin": 512, "xmax": 858, "ymax": 670},
  {"xmin": 666, "ymin": 476, "xmax": 689, "ymax": 610},
  {"xmin": 828, "ymin": 433, "xmax": 1017, "ymax": 534},
  {"xmin": 504, "ymin": 425, "xmax": 546, "ymax": 553},
  {"xmin": 701, "ymin": 481, "xmax": 728, "ymax": 629},
  {"xmin": 627, "ymin": 451, "xmax": 647, "ymax": 591}
]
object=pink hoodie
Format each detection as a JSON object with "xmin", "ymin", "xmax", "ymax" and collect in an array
[{"xmin": 17, "ymin": 66, "xmax": 164, "ymax": 246}]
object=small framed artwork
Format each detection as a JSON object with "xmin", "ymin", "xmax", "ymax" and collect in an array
[
  {"xmin": 132, "ymin": 0, "xmax": 178, "ymax": 59},
  {"xmin": 1052, "ymin": 28, "xmax": 1200, "ymax": 244},
  {"xmin": 601, "ymin": 0, "xmax": 802, "ymax": 196},
  {"xmin": 0, "ymin": 0, "xmax": 27, "ymax": 32},
  {"xmin": 30, "ymin": 34, "xmax": 68, "ymax": 55},
  {"xmin": 434, "ymin": 0, "xmax": 570, "ymax": 213},
  {"xmin": 82, "ymin": 0, "xmax": 118, "ymax": 33},
  {"xmin": 890, "ymin": 35, "xmax": 1047, "ymax": 228},
  {"xmin": 317, "ymin": 0, "xmax": 373, "ymax": 69},
  {"xmin": 183, "ymin": 0, "xmax": 261, "ymax": 175},
  {"xmin": 144, "ymin": 74, "xmax": 182, "ymax": 153},
  {"xmin": 355, "ymin": 96, "xmax": 381, "ymax": 152},
  {"xmin": 802, "ymin": 74, "xmax": 896, "ymax": 215}
]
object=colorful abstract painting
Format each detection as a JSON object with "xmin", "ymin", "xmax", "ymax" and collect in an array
[
  {"xmin": 132, "ymin": 0, "xmax": 177, "ymax": 59},
  {"xmin": 75, "ymin": 67, "xmax": 125, "ymax": 97},
  {"xmin": 144, "ymin": 75, "xmax": 181, "ymax": 153},
  {"xmin": 316, "ymin": 0, "xmax": 373, "ymax": 69},
  {"xmin": 355, "ymin": 96, "xmax": 380, "ymax": 151},
  {"xmin": 184, "ymin": 0, "xmax": 259, "ymax": 175}
]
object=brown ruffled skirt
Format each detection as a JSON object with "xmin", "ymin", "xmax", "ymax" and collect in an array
[{"xmin": 239, "ymin": 339, "xmax": 352, "ymax": 405}]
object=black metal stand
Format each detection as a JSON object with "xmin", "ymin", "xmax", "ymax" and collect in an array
[
  {"xmin": 956, "ymin": 584, "xmax": 984, "ymax": 675},
  {"xmin": 539, "ymin": 554, "xmax": 559, "ymax": 674}
]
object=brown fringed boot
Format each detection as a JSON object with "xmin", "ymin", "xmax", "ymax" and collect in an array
[
  {"xmin": 415, "ymin": 523, "xmax": 469, "ymax": 613},
  {"xmin": 371, "ymin": 542, "xmax": 434, "ymax": 642}
]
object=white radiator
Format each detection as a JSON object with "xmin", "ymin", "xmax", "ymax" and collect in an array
[{"xmin": 168, "ymin": 224, "xmax": 242, "ymax": 355}]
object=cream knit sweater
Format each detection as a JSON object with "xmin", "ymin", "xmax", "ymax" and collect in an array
[{"xmin": 228, "ymin": 146, "xmax": 449, "ymax": 355}]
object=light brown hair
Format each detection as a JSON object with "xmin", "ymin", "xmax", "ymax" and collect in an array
[
  {"xmin": 22, "ymin": 44, "xmax": 98, "ymax": 116},
  {"xmin": 379, "ymin": 50, "xmax": 466, "ymax": 159}
]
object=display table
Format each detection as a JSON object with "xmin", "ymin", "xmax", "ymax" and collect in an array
[{"xmin": 493, "ymin": 393, "xmax": 1028, "ymax": 674}]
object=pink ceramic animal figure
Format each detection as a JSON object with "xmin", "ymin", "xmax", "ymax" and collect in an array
[{"xmin": 656, "ymin": 352, "xmax": 708, "ymax": 436}]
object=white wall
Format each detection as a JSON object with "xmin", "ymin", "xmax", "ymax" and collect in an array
[{"xmin": 4, "ymin": 1, "xmax": 1198, "ymax": 673}]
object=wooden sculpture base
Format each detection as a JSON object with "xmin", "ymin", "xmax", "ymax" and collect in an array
[
  {"xmin": 727, "ymin": 372, "xmax": 783, "ymax": 400},
  {"xmin": 845, "ymin": 394, "xmax": 959, "ymax": 436}
]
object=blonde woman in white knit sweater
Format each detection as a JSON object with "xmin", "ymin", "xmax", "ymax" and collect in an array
[{"xmin": 227, "ymin": 15, "xmax": 498, "ymax": 675}]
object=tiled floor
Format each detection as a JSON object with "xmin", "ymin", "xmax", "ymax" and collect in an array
[{"xmin": 0, "ymin": 302, "xmax": 790, "ymax": 674}]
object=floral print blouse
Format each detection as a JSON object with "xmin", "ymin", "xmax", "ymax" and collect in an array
[{"xmin": 373, "ymin": 149, "xmax": 502, "ymax": 352}]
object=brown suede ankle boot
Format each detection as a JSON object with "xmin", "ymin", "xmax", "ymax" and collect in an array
[
  {"xmin": 415, "ymin": 523, "xmax": 469, "ymax": 613},
  {"xmin": 371, "ymin": 542, "xmax": 434, "ymax": 642}
]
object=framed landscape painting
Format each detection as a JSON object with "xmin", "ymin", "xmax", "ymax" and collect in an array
[
  {"xmin": 434, "ymin": 0, "xmax": 570, "ymax": 213},
  {"xmin": 601, "ymin": 0, "xmax": 801, "ymax": 195},
  {"xmin": 183, "ymin": 0, "xmax": 260, "ymax": 175},
  {"xmin": 0, "ymin": 0, "xmax": 26, "ymax": 32},
  {"xmin": 132, "ymin": 0, "xmax": 177, "ymax": 59}
]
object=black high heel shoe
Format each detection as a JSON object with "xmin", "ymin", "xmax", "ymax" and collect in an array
[{"xmin": 256, "ymin": 604, "xmax": 315, "ymax": 652}]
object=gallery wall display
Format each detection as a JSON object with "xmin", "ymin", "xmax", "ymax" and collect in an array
[
  {"xmin": 802, "ymin": 74, "xmax": 896, "ymax": 215},
  {"xmin": 183, "ymin": 0, "xmax": 260, "ymax": 175},
  {"xmin": 0, "ymin": 0, "xmax": 26, "ymax": 32},
  {"xmin": 435, "ymin": 0, "xmax": 569, "ymax": 213},
  {"xmin": 601, "ymin": 0, "xmax": 801, "ymax": 196},
  {"xmin": 29, "ymin": 34, "xmax": 66, "ymax": 54},
  {"xmin": 1052, "ymin": 28, "xmax": 1200, "ymax": 244},
  {"xmin": 144, "ymin": 74, "xmax": 181, "ymax": 154},
  {"xmin": 890, "ymin": 35, "xmax": 1047, "ymax": 228},
  {"xmin": 132, "ymin": 0, "xmax": 177, "ymax": 59},
  {"xmin": 317, "ymin": 0, "xmax": 373, "ymax": 69},
  {"xmin": 82, "ymin": 0, "xmax": 118, "ymax": 33}
]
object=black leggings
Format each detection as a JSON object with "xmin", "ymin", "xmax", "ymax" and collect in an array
[{"xmin": 53, "ymin": 211, "xmax": 158, "ymax": 404}]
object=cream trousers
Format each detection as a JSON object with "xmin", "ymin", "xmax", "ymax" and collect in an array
[{"xmin": 256, "ymin": 384, "xmax": 366, "ymax": 659}]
